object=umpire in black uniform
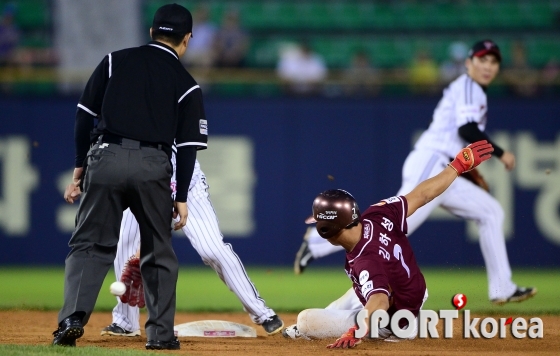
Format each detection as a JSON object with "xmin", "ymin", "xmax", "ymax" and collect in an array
[{"xmin": 55, "ymin": 4, "xmax": 207, "ymax": 350}]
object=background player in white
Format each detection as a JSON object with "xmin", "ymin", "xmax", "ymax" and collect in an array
[
  {"xmin": 101, "ymin": 147, "xmax": 284, "ymax": 337},
  {"xmin": 294, "ymin": 40, "xmax": 536, "ymax": 306},
  {"xmin": 284, "ymin": 141, "xmax": 493, "ymax": 346}
]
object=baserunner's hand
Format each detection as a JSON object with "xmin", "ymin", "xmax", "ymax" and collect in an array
[
  {"xmin": 326, "ymin": 326, "xmax": 362, "ymax": 349},
  {"xmin": 449, "ymin": 140, "xmax": 494, "ymax": 175}
]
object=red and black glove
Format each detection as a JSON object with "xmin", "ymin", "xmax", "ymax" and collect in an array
[
  {"xmin": 326, "ymin": 326, "xmax": 362, "ymax": 349},
  {"xmin": 119, "ymin": 256, "xmax": 145, "ymax": 308},
  {"xmin": 449, "ymin": 140, "xmax": 494, "ymax": 175}
]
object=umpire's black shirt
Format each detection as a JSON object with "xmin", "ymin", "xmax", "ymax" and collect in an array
[{"xmin": 74, "ymin": 41, "xmax": 208, "ymax": 202}]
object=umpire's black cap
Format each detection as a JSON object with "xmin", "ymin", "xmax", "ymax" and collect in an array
[
  {"xmin": 468, "ymin": 40, "xmax": 501, "ymax": 62},
  {"xmin": 152, "ymin": 3, "xmax": 193, "ymax": 36}
]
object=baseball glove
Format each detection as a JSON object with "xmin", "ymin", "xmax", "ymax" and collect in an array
[
  {"xmin": 462, "ymin": 168, "xmax": 490, "ymax": 192},
  {"xmin": 119, "ymin": 256, "xmax": 145, "ymax": 308}
]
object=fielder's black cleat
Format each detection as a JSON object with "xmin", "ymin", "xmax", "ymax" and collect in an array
[
  {"xmin": 491, "ymin": 287, "xmax": 537, "ymax": 305},
  {"xmin": 262, "ymin": 315, "xmax": 284, "ymax": 335},
  {"xmin": 146, "ymin": 337, "xmax": 181, "ymax": 350},
  {"xmin": 101, "ymin": 323, "xmax": 141, "ymax": 337},
  {"xmin": 52, "ymin": 316, "xmax": 84, "ymax": 347}
]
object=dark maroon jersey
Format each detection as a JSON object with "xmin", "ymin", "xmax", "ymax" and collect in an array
[{"xmin": 345, "ymin": 196, "xmax": 426, "ymax": 317}]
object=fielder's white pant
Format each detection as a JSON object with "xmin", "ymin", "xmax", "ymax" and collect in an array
[
  {"xmin": 296, "ymin": 288, "xmax": 428, "ymax": 340},
  {"xmin": 397, "ymin": 149, "xmax": 516, "ymax": 300},
  {"xmin": 112, "ymin": 163, "xmax": 275, "ymax": 332},
  {"xmin": 306, "ymin": 149, "xmax": 517, "ymax": 300}
]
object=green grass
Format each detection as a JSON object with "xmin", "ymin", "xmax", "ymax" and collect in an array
[
  {"xmin": 420, "ymin": 267, "xmax": 559, "ymax": 315},
  {"xmin": 0, "ymin": 266, "xmax": 557, "ymax": 315},
  {"xmin": 0, "ymin": 345, "xmax": 152, "ymax": 356}
]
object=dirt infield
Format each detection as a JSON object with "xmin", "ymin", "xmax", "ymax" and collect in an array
[{"xmin": 1, "ymin": 311, "xmax": 559, "ymax": 355}]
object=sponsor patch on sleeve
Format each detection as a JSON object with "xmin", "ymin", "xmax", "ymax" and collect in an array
[
  {"xmin": 382, "ymin": 196, "xmax": 400, "ymax": 204},
  {"xmin": 199, "ymin": 119, "xmax": 208, "ymax": 135},
  {"xmin": 359, "ymin": 270, "xmax": 369, "ymax": 285},
  {"xmin": 361, "ymin": 280, "xmax": 373, "ymax": 297}
]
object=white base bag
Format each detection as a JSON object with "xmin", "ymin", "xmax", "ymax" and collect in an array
[{"xmin": 174, "ymin": 320, "xmax": 257, "ymax": 338}]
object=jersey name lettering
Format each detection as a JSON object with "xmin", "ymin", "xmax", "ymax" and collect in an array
[
  {"xmin": 379, "ymin": 232, "xmax": 391, "ymax": 246},
  {"xmin": 381, "ymin": 217, "xmax": 394, "ymax": 231}
]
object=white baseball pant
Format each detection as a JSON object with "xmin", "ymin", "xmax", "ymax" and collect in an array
[
  {"xmin": 296, "ymin": 288, "xmax": 428, "ymax": 340},
  {"xmin": 111, "ymin": 162, "xmax": 276, "ymax": 333},
  {"xmin": 397, "ymin": 149, "xmax": 516, "ymax": 300}
]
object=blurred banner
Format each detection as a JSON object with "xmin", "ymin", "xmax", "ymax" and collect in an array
[
  {"xmin": 53, "ymin": 0, "xmax": 143, "ymax": 93},
  {"xmin": 0, "ymin": 96, "xmax": 558, "ymax": 266}
]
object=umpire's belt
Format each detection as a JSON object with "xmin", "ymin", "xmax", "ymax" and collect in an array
[{"xmin": 98, "ymin": 133, "xmax": 162, "ymax": 150}]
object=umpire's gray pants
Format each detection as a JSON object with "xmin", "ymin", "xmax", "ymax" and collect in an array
[{"xmin": 58, "ymin": 140, "xmax": 178, "ymax": 342}]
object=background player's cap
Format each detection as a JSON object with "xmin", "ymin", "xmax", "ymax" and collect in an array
[
  {"xmin": 307, "ymin": 189, "xmax": 360, "ymax": 239},
  {"xmin": 468, "ymin": 40, "xmax": 501, "ymax": 62},
  {"xmin": 152, "ymin": 3, "xmax": 193, "ymax": 36}
]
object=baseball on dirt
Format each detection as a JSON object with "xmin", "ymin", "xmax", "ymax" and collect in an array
[{"xmin": 110, "ymin": 281, "xmax": 126, "ymax": 296}]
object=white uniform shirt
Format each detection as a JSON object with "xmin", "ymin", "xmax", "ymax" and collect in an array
[{"xmin": 414, "ymin": 74, "xmax": 488, "ymax": 158}]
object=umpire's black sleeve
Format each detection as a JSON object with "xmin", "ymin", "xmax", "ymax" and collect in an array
[
  {"xmin": 458, "ymin": 122, "xmax": 504, "ymax": 158},
  {"xmin": 175, "ymin": 146, "xmax": 197, "ymax": 202},
  {"xmin": 74, "ymin": 54, "xmax": 110, "ymax": 167},
  {"xmin": 74, "ymin": 108, "xmax": 95, "ymax": 167},
  {"xmin": 176, "ymin": 87, "xmax": 208, "ymax": 149},
  {"xmin": 78, "ymin": 55, "xmax": 110, "ymax": 116},
  {"xmin": 174, "ymin": 86, "xmax": 207, "ymax": 202}
]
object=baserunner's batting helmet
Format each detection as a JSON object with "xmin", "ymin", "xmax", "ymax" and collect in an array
[{"xmin": 306, "ymin": 189, "xmax": 360, "ymax": 239}]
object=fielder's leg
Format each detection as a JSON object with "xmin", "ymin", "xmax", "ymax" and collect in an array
[
  {"xmin": 440, "ymin": 179, "xmax": 518, "ymax": 301},
  {"xmin": 182, "ymin": 174, "xmax": 282, "ymax": 333},
  {"xmin": 103, "ymin": 208, "xmax": 142, "ymax": 336},
  {"xmin": 306, "ymin": 227, "xmax": 345, "ymax": 258},
  {"xmin": 294, "ymin": 227, "xmax": 345, "ymax": 272}
]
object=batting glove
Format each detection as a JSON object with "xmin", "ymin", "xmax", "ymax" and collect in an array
[
  {"xmin": 326, "ymin": 326, "xmax": 362, "ymax": 349},
  {"xmin": 449, "ymin": 140, "xmax": 494, "ymax": 175}
]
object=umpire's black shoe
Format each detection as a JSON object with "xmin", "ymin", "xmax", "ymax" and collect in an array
[
  {"xmin": 145, "ymin": 337, "xmax": 180, "ymax": 350},
  {"xmin": 491, "ymin": 287, "xmax": 537, "ymax": 305},
  {"xmin": 52, "ymin": 316, "xmax": 84, "ymax": 347},
  {"xmin": 262, "ymin": 315, "xmax": 284, "ymax": 335}
]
